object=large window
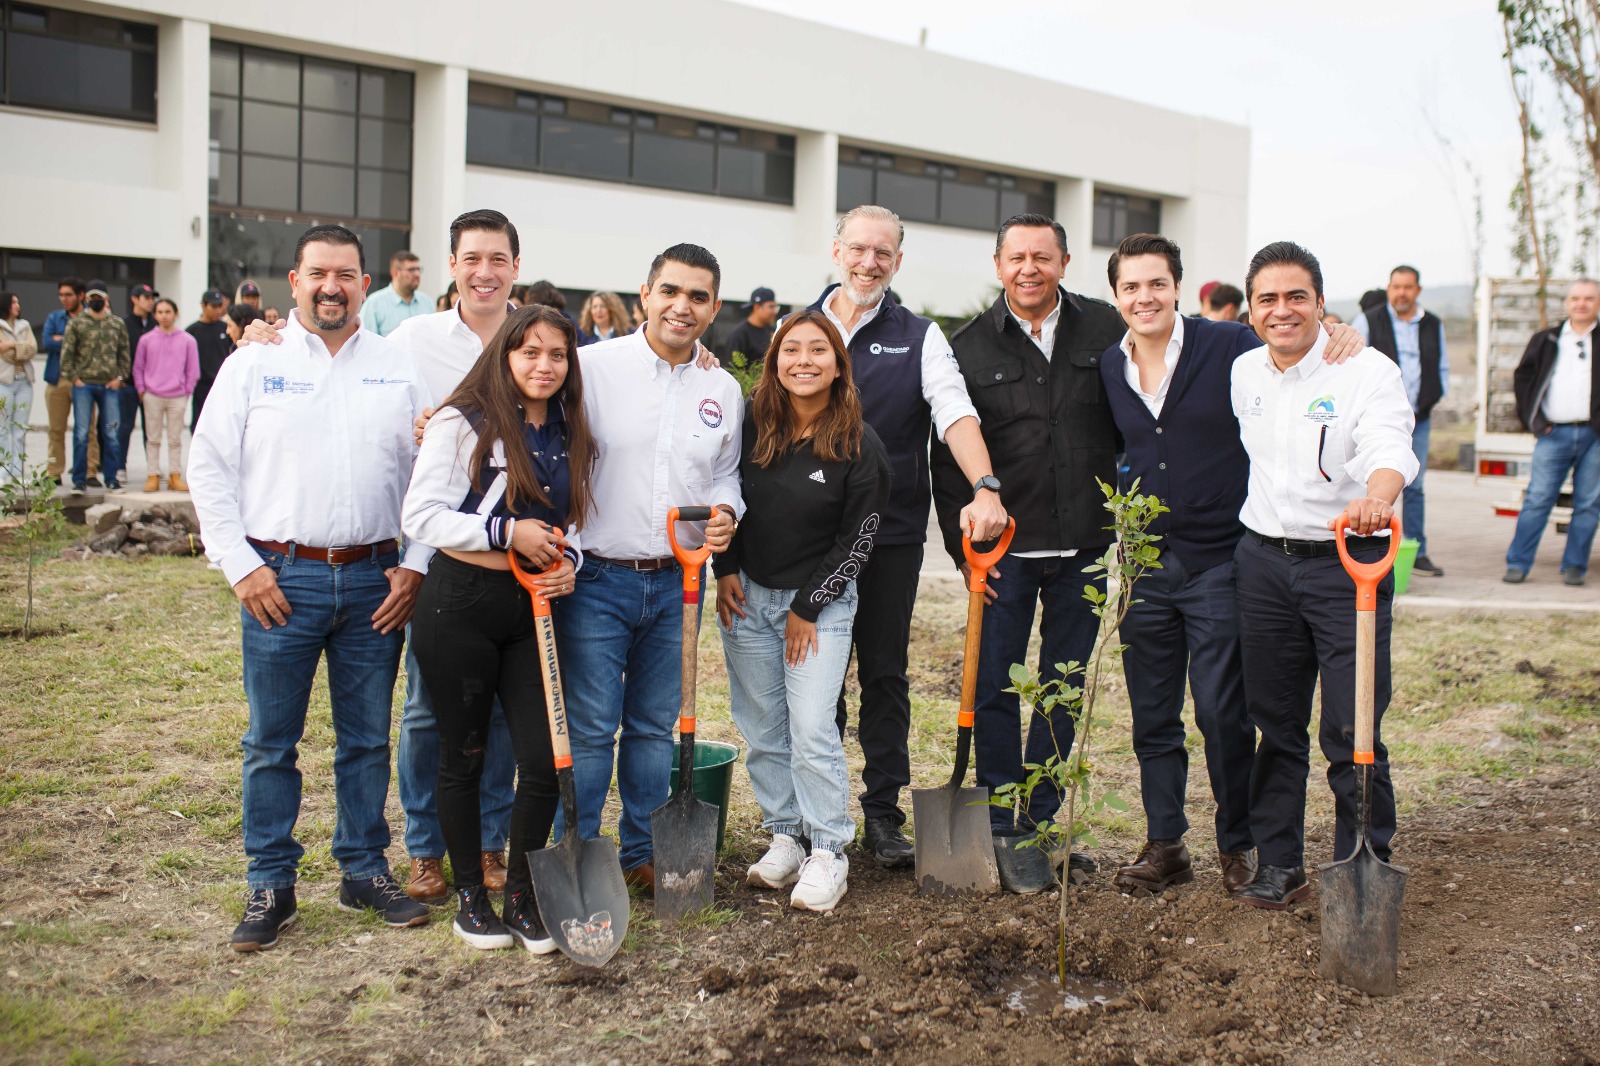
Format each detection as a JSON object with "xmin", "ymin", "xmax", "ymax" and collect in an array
[
  {"xmin": 467, "ymin": 82, "xmax": 795, "ymax": 205},
  {"xmin": 0, "ymin": 247, "xmax": 155, "ymax": 324},
  {"xmin": 837, "ymin": 146, "xmax": 1054, "ymax": 233},
  {"xmin": 0, "ymin": 3, "xmax": 156, "ymax": 121},
  {"xmin": 1093, "ymin": 189, "xmax": 1162, "ymax": 248},
  {"xmin": 209, "ymin": 42, "xmax": 413, "ymax": 224}
]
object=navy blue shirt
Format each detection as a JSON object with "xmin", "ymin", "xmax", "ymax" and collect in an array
[{"xmin": 460, "ymin": 403, "xmax": 572, "ymax": 533}]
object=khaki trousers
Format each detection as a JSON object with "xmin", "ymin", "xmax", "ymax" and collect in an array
[{"xmin": 142, "ymin": 394, "xmax": 188, "ymax": 476}]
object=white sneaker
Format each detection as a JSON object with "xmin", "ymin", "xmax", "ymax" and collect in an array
[
  {"xmin": 790, "ymin": 849, "xmax": 848, "ymax": 912},
  {"xmin": 746, "ymin": 833, "xmax": 805, "ymax": 889}
]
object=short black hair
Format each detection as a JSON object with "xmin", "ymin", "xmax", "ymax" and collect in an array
[
  {"xmin": 647, "ymin": 243, "xmax": 721, "ymax": 297},
  {"xmin": 1358, "ymin": 288, "xmax": 1387, "ymax": 312},
  {"xmin": 450, "ymin": 208, "xmax": 519, "ymax": 260},
  {"xmin": 995, "ymin": 213, "xmax": 1069, "ymax": 258},
  {"xmin": 293, "ymin": 224, "xmax": 365, "ymax": 274},
  {"xmin": 227, "ymin": 303, "xmax": 264, "ymax": 329},
  {"xmin": 1108, "ymin": 233, "xmax": 1183, "ymax": 289},
  {"xmin": 1389, "ymin": 264, "xmax": 1420, "ymax": 285},
  {"xmin": 526, "ymin": 281, "xmax": 565, "ymax": 310},
  {"xmin": 1245, "ymin": 241, "xmax": 1323, "ymax": 302},
  {"xmin": 390, "ymin": 249, "xmax": 420, "ymax": 265},
  {"xmin": 1208, "ymin": 283, "xmax": 1244, "ymax": 311},
  {"xmin": 58, "ymin": 277, "xmax": 86, "ymax": 295}
]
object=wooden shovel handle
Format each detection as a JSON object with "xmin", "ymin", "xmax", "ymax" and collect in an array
[
  {"xmin": 1333, "ymin": 515, "xmax": 1400, "ymax": 767},
  {"xmin": 509, "ymin": 550, "xmax": 573, "ymax": 770},
  {"xmin": 667, "ymin": 507, "xmax": 710, "ymax": 736}
]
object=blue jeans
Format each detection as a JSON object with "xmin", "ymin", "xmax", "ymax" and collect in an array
[
  {"xmin": 397, "ymin": 634, "xmax": 515, "ymax": 857},
  {"xmin": 721, "ymin": 575, "xmax": 858, "ymax": 852},
  {"xmin": 974, "ymin": 553, "xmax": 1104, "ymax": 832},
  {"xmin": 555, "ymin": 559, "xmax": 699, "ymax": 871},
  {"xmin": 115, "ymin": 382, "xmax": 140, "ymax": 475},
  {"xmin": 71, "ymin": 383, "xmax": 121, "ymax": 486},
  {"xmin": 1403, "ymin": 417, "xmax": 1431, "ymax": 555},
  {"xmin": 1506, "ymin": 423, "xmax": 1600, "ymax": 575},
  {"xmin": 0, "ymin": 378, "xmax": 31, "ymax": 480},
  {"xmin": 239, "ymin": 545, "xmax": 403, "ymax": 889}
]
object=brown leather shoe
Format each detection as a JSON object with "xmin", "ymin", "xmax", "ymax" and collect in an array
[
  {"xmin": 406, "ymin": 857, "xmax": 449, "ymax": 905},
  {"xmin": 1113, "ymin": 838, "xmax": 1193, "ymax": 894},
  {"xmin": 481, "ymin": 851, "xmax": 508, "ymax": 893},
  {"xmin": 624, "ymin": 861, "xmax": 655, "ymax": 896},
  {"xmin": 143, "ymin": 475, "xmax": 160, "ymax": 493},
  {"xmin": 1219, "ymin": 848, "xmax": 1259, "ymax": 894},
  {"xmin": 166, "ymin": 472, "xmax": 189, "ymax": 492}
]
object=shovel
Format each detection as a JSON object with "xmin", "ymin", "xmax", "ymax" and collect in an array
[
  {"xmin": 1318, "ymin": 513, "xmax": 1408, "ymax": 996},
  {"xmin": 508, "ymin": 549, "xmax": 629, "ymax": 967},
  {"xmin": 650, "ymin": 505, "xmax": 721, "ymax": 922},
  {"xmin": 913, "ymin": 518, "xmax": 1015, "ymax": 898}
]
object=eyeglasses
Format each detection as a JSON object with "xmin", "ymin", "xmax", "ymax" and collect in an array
[{"xmin": 1580, "ymin": 339, "xmax": 1589, "ymax": 361}]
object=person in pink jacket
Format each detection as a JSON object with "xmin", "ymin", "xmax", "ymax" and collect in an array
[{"xmin": 132, "ymin": 298, "xmax": 200, "ymax": 492}]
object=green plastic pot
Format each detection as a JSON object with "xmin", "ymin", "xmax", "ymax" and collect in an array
[
  {"xmin": 1392, "ymin": 538, "xmax": 1419, "ymax": 595},
  {"xmin": 669, "ymin": 739, "xmax": 740, "ymax": 853}
]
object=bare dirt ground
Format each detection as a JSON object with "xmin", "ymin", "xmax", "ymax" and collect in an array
[{"xmin": 2, "ymin": 555, "xmax": 1599, "ymax": 1065}]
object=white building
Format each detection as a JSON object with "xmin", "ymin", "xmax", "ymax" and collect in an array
[{"xmin": 0, "ymin": 0, "xmax": 1250, "ymax": 332}]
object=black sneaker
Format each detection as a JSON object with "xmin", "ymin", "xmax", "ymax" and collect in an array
[
  {"xmin": 85, "ymin": 476, "xmax": 103, "ymax": 488},
  {"xmin": 104, "ymin": 479, "xmax": 122, "ymax": 491},
  {"xmin": 231, "ymin": 887, "xmax": 297, "ymax": 952},
  {"xmin": 504, "ymin": 889, "xmax": 558, "ymax": 954},
  {"xmin": 1412, "ymin": 555, "xmax": 1444, "ymax": 577},
  {"xmin": 70, "ymin": 483, "xmax": 85, "ymax": 495},
  {"xmin": 862, "ymin": 817, "xmax": 915, "ymax": 868},
  {"xmin": 338, "ymin": 873, "xmax": 430, "ymax": 928},
  {"xmin": 451, "ymin": 885, "xmax": 513, "ymax": 950}
]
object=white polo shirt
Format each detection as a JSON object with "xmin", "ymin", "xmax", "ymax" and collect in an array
[
  {"xmin": 387, "ymin": 304, "xmax": 488, "ymax": 407},
  {"xmin": 1231, "ymin": 330, "xmax": 1418, "ymax": 542},
  {"xmin": 1542, "ymin": 320, "xmax": 1595, "ymax": 425},
  {"xmin": 578, "ymin": 325, "xmax": 744, "ymax": 559},
  {"xmin": 189, "ymin": 310, "xmax": 435, "ymax": 585}
]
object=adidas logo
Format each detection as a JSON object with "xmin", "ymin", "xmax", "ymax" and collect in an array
[{"xmin": 808, "ymin": 469, "xmax": 826, "ymax": 484}]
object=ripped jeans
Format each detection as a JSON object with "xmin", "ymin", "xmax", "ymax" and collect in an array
[{"xmin": 410, "ymin": 553, "xmax": 558, "ymax": 896}]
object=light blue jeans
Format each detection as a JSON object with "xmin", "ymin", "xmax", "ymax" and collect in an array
[
  {"xmin": 720, "ymin": 575, "xmax": 858, "ymax": 853},
  {"xmin": 0, "ymin": 378, "xmax": 30, "ymax": 481},
  {"xmin": 1506, "ymin": 423, "xmax": 1600, "ymax": 575},
  {"xmin": 1404, "ymin": 417, "xmax": 1431, "ymax": 556}
]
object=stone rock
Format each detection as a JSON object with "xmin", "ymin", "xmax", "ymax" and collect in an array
[
  {"xmin": 86, "ymin": 526, "xmax": 128, "ymax": 553},
  {"xmin": 85, "ymin": 502, "xmax": 123, "ymax": 534},
  {"xmin": 119, "ymin": 542, "xmax": 148, "ymax": 558},
  {"xmin": 127, "ymin": 520, "xmax": 178, "ymax": 543},
  {"xmin": 147, "ymin": 534, "xmax": 203, "ymax": 557},
  {"xmin": 148, "ymin": 502, "xmax": 200, "ymax": 532}
]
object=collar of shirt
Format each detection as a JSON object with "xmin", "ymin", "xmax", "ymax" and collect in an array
[
  {"xmin": 1560, "ymin": 319, "xmax": 1596, "ymax": 351},
  {"xmin": 387, "ymin": 304, "xmax": 487, "ymax": 402},
  {"xmin": 1119, "ymin": 314, "xmax": 1185, "ymax": 415},
  {"xmin": 821, "ymin": 291, "xmax": 884, "ymax": 346},
  {"xmin": 1005, "ymin": 290, "xmax": 1061, "ymax": 354},
  {"xmin": 1388, "ymin": 303, "xmax": 1424, "ymax": 326},
  {"xmin": 282, "ymin": 307, "xmax": 370, "ymax": 358}
]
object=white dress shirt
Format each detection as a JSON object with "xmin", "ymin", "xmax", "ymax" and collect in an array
[
  {"xmin": 578, "ymin": 325, "xmax": 744, "ymax": 559},
  {"xmin": 1231, "ymin": 331, "xmax": 1418, "ymax": 541},
  {"xmin": 1542, "ymin": 320, "xmax": 1594, "ymax": 424},
  {"xmin": 1005, "ymin": 291, "xmax": 1062, "ymax": 357},
  {"xmin": 820, "ymin": 294, "xmax": 979, "ymax": 440},
  {"xmin": 387, "ymin": 305, "xmax": 488, "ymax": 409},
  {"xmin": 1119, "ymin": 314, "xmax": 1185, "ymax": 418},
  {"xmin": 188, "ymin": 310, "xmax": 435, "ymax": 585}
]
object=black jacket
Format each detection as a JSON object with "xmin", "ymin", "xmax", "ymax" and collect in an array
[
  {"xmin": 931, "ymin": 288, "xmax": 1125, "ymax": 565},
  {"xmin": 1512, "ymin": 322, "xmax": 1600, "ymax": 436}
]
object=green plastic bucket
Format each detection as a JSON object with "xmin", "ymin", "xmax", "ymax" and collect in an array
[
  {"xmin": 669, "ymin": 740, "xmax": 740, "ymax": 853},
  {"xmin": 1392, "ymin": 538, "xmax": 1419, "ymax": 595}
]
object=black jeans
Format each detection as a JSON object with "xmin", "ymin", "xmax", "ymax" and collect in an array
[
  {"xmin": 411, "ymin": 553, "xmax": 558, "ymax": 895},
  {"xmin": 835, "ymin": 542, "xmax": 923, "ymax": 825},
  {"xmin": 1234, "ymin": 534, "xmax": 1396, "ymax": 869},
  {"xmin": 1120, "ymin": 552, "xmax": 1255, "ymax": 853}
]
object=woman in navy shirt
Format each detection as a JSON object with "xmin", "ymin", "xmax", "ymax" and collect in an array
[
  {"xmin": 403, "ymin": 305, "xmax": 596, "ymax": 952},
  {"xmin": 714, "ymin": 311, "xmax": 890, "ymax": 914}
]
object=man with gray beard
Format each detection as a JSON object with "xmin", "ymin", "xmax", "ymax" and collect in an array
[{"xmin": 802, "ymin": 204, "xmax": 1009, "ymax": 868}]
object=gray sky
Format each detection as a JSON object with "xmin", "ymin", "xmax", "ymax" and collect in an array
[{"xmin": 735, "ymin": 0, "xmax": 1525, "ymax": 299}]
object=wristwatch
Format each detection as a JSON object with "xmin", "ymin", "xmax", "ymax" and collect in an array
[{"xmin": 972, "ymin": 475, "xmax": 1002, "ymax": 496}]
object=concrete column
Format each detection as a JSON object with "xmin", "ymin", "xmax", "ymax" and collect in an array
[
  {"xmin": 788, "ymin": 130, "xmax": 839, "ymax": 301},
  {"xmin": 154, "ymin": 17, "xmax": 211, "ymax": 311},
  {"xmin": 1055, "ymin": 177, "xmax": 1099, "ymax": 298},
  {"xmin": 410, "ymin": 64, "xmax": 468, "ymax": 297}
]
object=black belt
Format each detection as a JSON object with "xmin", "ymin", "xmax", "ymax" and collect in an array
[
  {"xmin": 1246, "ymin": 529, "xmax": 1388, "ymax": 558},
  {"xmin": 587, "ymin": 554, "xmax": 679, "ymax": 572}
]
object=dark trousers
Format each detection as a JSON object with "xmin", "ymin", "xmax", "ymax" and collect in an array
[
  {"xmin": 972, "ymin": 552, "xmax": 1101, "ymax": 832},
  {"xmin": 115, "ymin": 381, "xmax": 141, "ymax": 472},
  {"xmin": 1120, "ymin": 552, "xmax": 1254, "ymax": 853},
  {"xmin": 835, "ymin": 542, "xmax": 922, "ymax": 824},
  {"xmin": 192, "ymin": 376, "xmax": 214, "ymax": 431},
  {"xmin": 1234, "ymin": 534, "xmax": 1396, "ymax": 869},
  {"xmin": 411, "ymin": 554, "xmax": 558, "ymax": 896}
]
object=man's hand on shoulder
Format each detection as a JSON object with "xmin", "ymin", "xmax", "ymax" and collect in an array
[
  {"xmin": 1321, "ymin": 322, "xmax": 1365, "ymax": 365},
  {"xmin": 412, "ymin": 407, "xmax": 437, "ymax": 447},
  {"xmin": 238, "ymin": 318, "xmax": 287, "ymax": 348}
]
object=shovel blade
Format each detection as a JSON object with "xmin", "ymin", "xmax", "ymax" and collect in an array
[
  {"xmin": 912, "ymin": 784, "xmax": 1000, "ymax": 897},
  {"xmin": 527, "ymin": 835, "xmax": 630, "ymax": 968},
  {"xmin": 1317, "ymin": 838, "xmax": 1408, "ymax": 996},
  {"xmin": 651, "ymin": 789, "xmax": 719, "ymax": 922}
]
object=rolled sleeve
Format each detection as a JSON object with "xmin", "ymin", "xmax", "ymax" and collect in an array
[
  {"xmin": 1347, "ymin": 358, "xmax": 1420, "ymax": 487},
  {"xmin": 920, "ymin": 322, "xmax": 979, "ymax": 441}
]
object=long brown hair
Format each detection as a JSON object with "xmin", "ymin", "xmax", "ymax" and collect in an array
[
  {"xmin": 442, "ymin": 304, "xmax": 596, "ymax": 529},
  {"xmin": 749, "ymin": 310, "xmax": 864, "ymax": 468},
  {"xmin": 580, "ymin": 291, "xmax": 630, "ymax": 337}
]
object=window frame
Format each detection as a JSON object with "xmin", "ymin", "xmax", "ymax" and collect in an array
[
  {"xmin": 836, "ymin": 145, "xmax": 1054, "ymax": 233},
  {"xmin": 1, "ymin": 1, "xmax": 158, "ymax": 123},
  {"xmin": 1092, "ymin": 189, "xmax": 1163, "ymax": 249}
]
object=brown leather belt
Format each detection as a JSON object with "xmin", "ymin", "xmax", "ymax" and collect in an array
[
  {"xmin": 587, "ymin": 553, "xmax": 679, "ymax": 572},
  {"xmin": 248, "ymin": 537, "xmax": 398, "ymax": 564}
]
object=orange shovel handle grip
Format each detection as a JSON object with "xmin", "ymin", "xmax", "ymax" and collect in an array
[
  {"xmin": 961, "ymin": 518, "xmax": 1016, "ymax": 595},
  {"xmin": 667, "ymin": 506, "xmax": 714, "ymax": 603},
  {"xmin": 507, "ymin": 548, "xmax": 566, "ymax": 617},
  {"xmin": 1334, "ymin": 514, "xmax": 1402, "ymax": 612}
]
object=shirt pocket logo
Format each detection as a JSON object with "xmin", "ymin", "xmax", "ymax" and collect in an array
[{"xmin": 698, "ymin": 398, "xmax": 723, "ymax": 428}]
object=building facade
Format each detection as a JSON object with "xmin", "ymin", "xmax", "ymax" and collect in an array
[{"xmin": 0, "ymin": 0, "xmax": 1250, "ymax": 325}]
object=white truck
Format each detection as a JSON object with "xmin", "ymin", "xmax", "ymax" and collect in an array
[{"xmin": 1473, "ymin": 276, "xmax": 1574, "ymax": 524}]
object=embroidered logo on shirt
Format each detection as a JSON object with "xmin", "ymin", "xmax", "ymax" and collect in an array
[
  {"xmin": 868, "ymin": 342, "xmax": 911, "ymax": 355},
  {"xmin": 808, "ymin": 469, "xmax": 826, "ymax": 484},
  {"xmin": 361, "ymin": 376, "xmax": 410, "ymax": 386},
  {"xmin": 1305, "ymin": 395, "xmax": 1338, "ymax": 425},
  {"xmin": 698, "ymin": 399, "xmax": 723, "ymax": 428},
  {"xmin": 263, "ymin": 376, "xmax": 285, "ymax": 395},
  {"xmin": 1246, "ymin": 395, "xmax": 1264, "ymax": 416}
]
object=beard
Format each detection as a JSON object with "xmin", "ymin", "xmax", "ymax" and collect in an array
[
  {"xmin": 838, "ymin": 267, "xmax": 892, "ymax": 308},
  {"xmin": 311, "ymin": 295, "xmax": 350, "ymax": 332}
]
